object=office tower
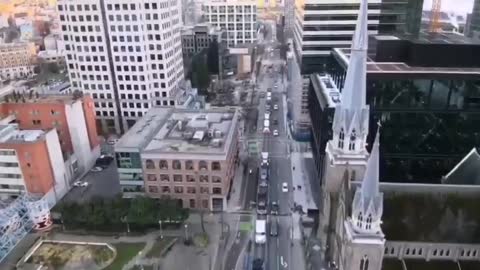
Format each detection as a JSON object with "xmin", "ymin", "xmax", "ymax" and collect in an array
[
  {"xmin": 468, "ymin": 0, "xmax": 480, "ymax": 38},
  {"xmin": 310, "ymin": 32, "xmax": 480, "ymax": 183},
  {"xmin": 290, "ymin": 0, "xmax": 423, "ymax": 140},
  {"xmin": 58, "ymin": 0, "xmax": 185, "ymax": 134},
  {"xmin": 202, "ymin": 0, "xmax": 257, "ymax": 47}
]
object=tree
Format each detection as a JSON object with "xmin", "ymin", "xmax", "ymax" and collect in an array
[{"xmin": 207, "ymin": 40, "xmax": 219, "ymax": 75}]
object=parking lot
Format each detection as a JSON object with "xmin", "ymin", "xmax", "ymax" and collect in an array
[{"xmin": 62, "ymin": 158, "xmax": 121, "ymax": 203}]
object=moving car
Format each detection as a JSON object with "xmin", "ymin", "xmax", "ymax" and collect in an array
[
  {"xmin": 270, "ymin": 217, "xmax": 278, "ymax": 236},
  {"xmin": 253, "ymin": 258, "xmax": 264, "ymax": 270},
  {"xmin": 260, "ymin": 168, "xmax": 268, "ymax": 181},
  {"xmin": 273, "ymin": 130, "xmax": 279, "ymax": 136},
  {"xmin": 273, "ymin": 104, "xmax": 279, "ymax": 110},
  {"xmin": 271, "ymin": 201, "xmax": 279, "ymax": 215},
  {"xmin": 282, "ymin": 182, "xmax": 288, "ymax": 192}
]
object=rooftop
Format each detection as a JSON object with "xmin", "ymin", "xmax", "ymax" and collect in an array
[
  {"xmin": 181, "ymin": 23, "xmax": 221, "ymax": 36},
  {"xmin": 382, "ymin": 193, "xmax": 480, "ymax": 243},
  {"xmin": 334, "ymin": 32, "xmax": 480, "ymax": 76},
  {"xmin": 2, "ymin": 92, "xmax": 84, "ymax": 105},
  {"xmin": 0, "ymin": 125, "xmax": 45, "ymax": 143},
  {"xmin": 310, "ymin": 73, "xmax": 342, "ymax": 108},
  {"xmin": 116, "ymin": 107, "xmax": 239, "ymax": 157}
]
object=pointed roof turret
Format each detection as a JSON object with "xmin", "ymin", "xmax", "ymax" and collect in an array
[{"xmin": 361, "ymin": 127, "xmax": 380, "ymax": 199}]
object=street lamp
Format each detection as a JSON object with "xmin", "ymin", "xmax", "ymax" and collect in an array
[
  {"xmin": 184, "ymin": 223, "xmax": 189, "ymax": 241},
  {"xmin": 158, "ymin": 220, "xmax": 163, "ymax": 239}
]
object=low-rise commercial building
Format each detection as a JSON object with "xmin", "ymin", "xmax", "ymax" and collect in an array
[
  {"xmin": 115, "ymin": 107, "xmax": 240, "ymax": 210},
  {"xmin": 0, "ymin": 93, "xmax": 100, "ymax": 180},
  {"xmin": 181, "ymin": 23, "xmax": 223, "ymax": 56},
  {"xmin": 0, "ymin": 125, "xmax": 67, "ymax": 202},
  {"xmin": 0, "ymin": 42, "xmax": 35, "ymax": 80}
]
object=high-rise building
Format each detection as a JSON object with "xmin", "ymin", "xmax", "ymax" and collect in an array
[
  {"xmin": 310, "ymin": 32, "xmax": 480, "ymax": 183},
  {"xmin": 181, "ymin": 23, "xmax": 223, "ymax": 57},
  {"xmin": 202, "ymin": 0, "xmax": 257, "ymax": 47},
  {"xmin": 58, "ymin": 0, "xmax": 185, "ymax": 134},
  {"xmin": 468, "ymin": 0, "xmax": 480, "ymax": 39},
  {"xmin": 289, "ymin": 0, "xmax": 423, "ymax": 139}
]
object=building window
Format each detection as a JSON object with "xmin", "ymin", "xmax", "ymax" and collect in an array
[
  {"xmin": 162, "ymin": 186, "xmax": 170, "ymax": 193},
  {"xmin": 212, "ymin": 187, "xmax": 222, "ymax": 194},
  {"xmin": 211, "ymin": 161, "xmax": 221, "ymax": 171},
  {"xmin": 173, "ymin": 175, "xmax": 183, "ymax": 182},
  {"xmin": 212, "ymin": 176, "xmax": 222, "ymax": 183},
  {"xmin": 186, "ymin": 175, "xmax": 195, "ymax": 182},
  {"xmin": 189, "ymin": 199, "xmax": 196, "ymax": 208},
  {"xmin": 147, "ymin": 174, "xmax": 157, "ymax": 181},
  {"xmin": 146, "ymin": 159, "xmax": 155, "ymax": 169},
  {"xmin": 32, "ymin": 120, "xmax": 41, "ymax": 125},
  {"xmin": 202, "ymin": 199, "xmax": 209, "ymax": 208},
  {"xmin": 338, "ymin": 128, "xmax": 345, "ymax": 149},
  {"xmin": 200, "ymin": 187, "xmax": 209, "ymax": 194},
  {"xmin": 187, "ymin": 187, "xmax": 196, "ymax": 194},
  {"xmin": 174, "ymin": 186, "xmax": 184, "ymax": 193},
  {"xmin": 199, "ymin": 161, "xmax": 208, "ymax": 170},
  {"xmin": 356, "ymin": 212, "xmax": 363, "ymax": 228},
  {"xmin": 199, "ymin": 175, "xmax": 209, "ymax": 183},
  {"xmin": 360, "ymin": 256, "xmax": 369, "ymax": 270},
  {"xmin": 366, "ymin": 214, "xmax": 372, "ymax": 230},
  {"xmin": 159, "ymin": 160, "xmax": 168, "ymax": 169},
  {"xmin": 172, "ymin": 160, "xmax": 181, "ymax": 170},
  {"xmin": 160, "ymin": 174, "xmax": 170, "ymax": 182},
  {"xmin": 148, "ymin": 186, "xmax": 158, "ymax": 193},
  {"xmin": 349, "ymin": 129, "xmax": 356, "ymax": 151},
  {"xmin": 186, "ymin": 160, "xmax": 194, "ymax": 170}
]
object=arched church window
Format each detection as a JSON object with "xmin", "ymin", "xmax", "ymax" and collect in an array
[
  {"xmin": 366, "ymin": 214, "xmax": 373, "ymax": 230},
  {"xmin": 360, "ymin": 255, "xmax": 369, "ymax": 270},
  {"xmin": 356, "ymin": 212, "xmax": 363, "ymax": 228},
  {"xmin": 338, "ymin": 128, "xmax": 345, "ymax": 149},
  {"xmin": 349, "ymin": 129, "xmax": 356, "ymax": 151}
]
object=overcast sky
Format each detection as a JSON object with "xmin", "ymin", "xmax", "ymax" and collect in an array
[{"xmin": 423, "ymin": 0, "xmax": 474, "ymax": 15}]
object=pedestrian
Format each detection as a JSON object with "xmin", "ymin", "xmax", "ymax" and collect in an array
[{"xmin": 293, "ymin": 166, "xmax": 295, "ymax": 170}]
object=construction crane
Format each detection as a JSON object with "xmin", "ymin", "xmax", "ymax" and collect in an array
[{"xmin": 429, "ymin": 0, "xmax": 442, "ymax": 33}]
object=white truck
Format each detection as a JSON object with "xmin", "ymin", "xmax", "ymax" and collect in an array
[
  {"xmin": 261, "ymin": 152, "xmax": 269, "ymax": 167},
  {"xmin": 255, "ymin": 219, "xmax": 267, "ymax": 244}
]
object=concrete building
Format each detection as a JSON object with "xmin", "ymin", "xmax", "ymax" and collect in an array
[
  {"xmin": 0, "ymin": 93, "xmax": 100, "ymax": 178},
  {"xmin": 0, "ymin": 125, "xmax": 67, "ymax": 203},
  {"xmin": 115, "ymin": 107, "xmax": 240, "ymax": 210},
  {"xmin": 57, "ymin": 0, "xmax": 185, "ymax": 134},
  {"xmin": 202, "ymin": 0, "xmax": 257, "ymax": 47},
  {"xmin": 467, "ymin": 0, "xmax": 480, "ymax": 39},
  {"xmin": 181, "ymin": 23, "xmax": 223, "ymax": 56},
  {"xmin": 289, "ymin": 0, "xmax": 424, "ymax": 139},
  {"xmin": 0, "ymin": 42, "xmax": 35, "ymax": 80}
]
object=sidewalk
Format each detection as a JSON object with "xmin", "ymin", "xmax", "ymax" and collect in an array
[
  {"xmin": 226, "ymin": 153, "xmax": 246, "ymax": 212},
  {"xmin": 290, "ymin": 152, "xmax": 318, "ymax": 213}
]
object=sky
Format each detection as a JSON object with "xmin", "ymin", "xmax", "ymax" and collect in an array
[{"xmin": 423, "ymin": 0, "xmax": 475, "ymax": 16}]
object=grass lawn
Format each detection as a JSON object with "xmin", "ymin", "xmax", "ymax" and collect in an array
[
  {"xmin": 145, "ymin": 237, "xmax": 176, "ymax": 259},
  {"xmin": 104, "ymin": 243, "xmax": 145, "ymax": 270}
]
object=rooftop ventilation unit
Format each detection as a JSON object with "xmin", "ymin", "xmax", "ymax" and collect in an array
[{"xmin": 211, "ymin": 138, "xmax": 223, "ymax": 147}]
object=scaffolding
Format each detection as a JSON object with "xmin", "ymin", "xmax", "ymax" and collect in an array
[{"xmin": 0, "ymin": 193, "xmax": 51, "ymax": 263}]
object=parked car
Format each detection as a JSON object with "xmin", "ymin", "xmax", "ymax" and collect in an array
[
  {"xmin": 273, "ymin": 130, "xmax": 279, "ymax": 136},
  {"xmin": 90, "ymin": 166, "xmax": 103, "ymax": 172},
  {"xmin": 273, "ymin": 104, "xmax": 279, "ymax": 110},
  {"xmin": 73, "ymin": 181, "xmax": 89, "ymax": 187}
]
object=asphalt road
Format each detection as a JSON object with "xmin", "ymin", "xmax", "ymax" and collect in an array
[{"xmin": 255, "ymin": 20, "xmax": 293, "ymax": 270}]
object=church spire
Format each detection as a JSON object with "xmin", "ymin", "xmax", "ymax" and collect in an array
[
  {"xmin": 351, "ymin": 128, "xmax": 383, "ymax": 234},
  {"xmin": 341, "ymin": 0, "xmax": 368, "ymax": 109},
  {"xmin": 331, "ymin": 0, "xmax": 370, "ymax": 153}
]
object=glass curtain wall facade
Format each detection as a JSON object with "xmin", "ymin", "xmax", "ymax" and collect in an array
[{"xmin": 326, "ymin": 56, "xmax": 480, "ymax": 183}]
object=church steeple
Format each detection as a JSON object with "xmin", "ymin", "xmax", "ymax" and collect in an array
[
  {"xmin": 332, "ymin": 0, "xmax": 370, "ymax": 154},
  {"xmin": 351, "ymin": 128, "xmax": 383, "ymax": 234}
]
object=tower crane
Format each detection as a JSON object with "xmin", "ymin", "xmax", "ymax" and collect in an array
[{"xmin": 429, "ymin": 0, "xmax": 442, "ymax": 33}]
